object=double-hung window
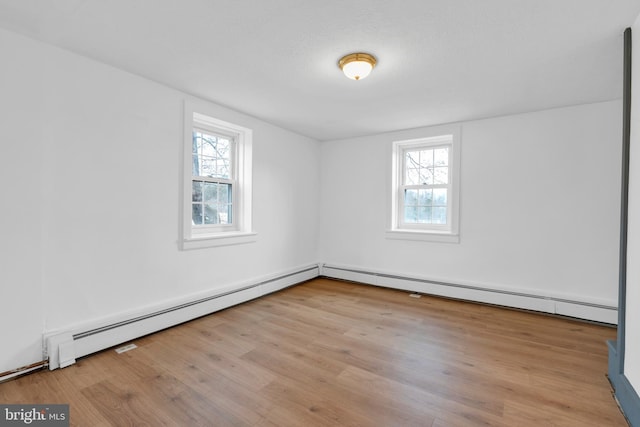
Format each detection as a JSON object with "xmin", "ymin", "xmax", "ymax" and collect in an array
[
  {"xmin": 191, "ymin": 128, "xmax": 234, "ymax": 229},
  {"xmin": 182, "ymin": 100, "xmax": 254, "ymax": 250},
  {"xmin": 388, "ymin": 127, "xmax": 460, "ymax": 243}
]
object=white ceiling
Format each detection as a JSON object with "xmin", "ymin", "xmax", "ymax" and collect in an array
[{"xmin": 0, "ymin": 0, "xmax": 638, "ymax": 141}]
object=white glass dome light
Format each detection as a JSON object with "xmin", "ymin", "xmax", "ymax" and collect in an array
[{"xmin": 338, "ymin": 53, "xmax": 377, "ymax": 80}]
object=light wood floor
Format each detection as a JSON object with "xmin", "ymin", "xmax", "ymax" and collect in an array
[{"xmin": 0, "ymin": 278, "xmax": 627, "ymax": 426}]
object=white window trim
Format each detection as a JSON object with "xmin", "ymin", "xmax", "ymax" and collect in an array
[
  {"xmin": 387, "ymin": 125, "xmax": 461, "ymax": 243},
  {"xmin": 181, "ymin": 100, "xmax": 255, "ymax": 250}
]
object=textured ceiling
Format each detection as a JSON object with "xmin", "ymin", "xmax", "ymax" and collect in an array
[{"xmin": 0, "ymin": 0, "xmax": 638, "ymax": 141}]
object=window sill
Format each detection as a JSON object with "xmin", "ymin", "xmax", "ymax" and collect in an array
[
  {"xmin": 385, "ymin": 229, "xmax": 459, "ymax": 243},
  {"xmin": 182, "ymin": 231, "xmax": 257, "ymax": 250}
]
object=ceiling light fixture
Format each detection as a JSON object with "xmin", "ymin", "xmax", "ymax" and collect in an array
[{"xmin": 338, "ymin": 52, "xmax": 377, "ymax": 80}]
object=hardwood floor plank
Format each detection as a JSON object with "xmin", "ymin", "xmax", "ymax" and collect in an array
[
  {"xmin": 259, "ymin": 378, "xmax": 377, "ymax": 427},
  {"xmin": 133, "ymin": 340, "xmax": 271, "ymax": 424},
  {"xmin": 156, "ymin": 330, "xmax": 276, "ymax": 392},
  {"xmin": 336, "ymin": 364, "xmax": 503, "ymax": 426},
  {"xmin": 165, "ymin": 318, "xmax": 256, "ymax": 358},
  {"xmin": 80, "ymin": 379, "xmax": 170, "ymax": 426}
]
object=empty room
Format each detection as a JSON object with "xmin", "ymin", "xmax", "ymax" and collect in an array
[{"xmin": 1, "ymin": 1, "xmax": 640, "ymax": 425}]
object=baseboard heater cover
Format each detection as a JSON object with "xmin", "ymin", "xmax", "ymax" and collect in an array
[
  {"xmin": 321, "ymin": 264, "xmax": 617, "ymax": 324},
  {"xmin": 45, "ymin": 264, "xmax": 319, "ymax": 369},
  {"xmin": 46, "ymin": 332, "xmax": 76, "ymax": 370}
]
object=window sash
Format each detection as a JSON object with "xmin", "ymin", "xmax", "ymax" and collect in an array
[
  {"xmin": 192, "ymin": 127, "xmax": 235, "ymax": 179},
  {"xmin": 191, "ymin": 178, "xmax": 234, "ymax": 228}
]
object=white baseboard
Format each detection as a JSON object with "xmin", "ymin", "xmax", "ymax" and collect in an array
[
  {"xmin": 321, "ymin": 264, "xmax": 618, "ymax": 324},
  {"xmin": 44, "ymin": 264, "xmax": 319, "ymax": 369}
]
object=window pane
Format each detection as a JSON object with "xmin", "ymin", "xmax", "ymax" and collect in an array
[
  {"xmin": 406, "ymin": 168, "xmax": 420, "ymax": 185},
  {"xmin": 417, "ymin": 206, "xmax": 432, "ymax": 223},
  {"xmin": 192, "ymin": 203, "xmax": 204, "ymax": 225},
  {"xmin": 433, "ymin": 188, "xmax": 447, "ymax": 205},
  {"xmin": 216, "ymin": 159, "xmax": 230, "ymax": 178},
  {"xmin": 192, "ymin": 136, "xmax": 199, "ymax": 156},
  {"xmin": 192, "ymin": 154, "xmax": 201, "ymax": 176},
  {"xmin": 217, "ymin": 137, "xmax": 231, "ymax": 154},
  {"xmin": 202, "ymin": 182, "xmax": 218, "ymax": 203},
  {"xmin": 420, "ymin": 149, "xmax": 434, "ymax": 168},
  {"xmin": 404, "ymin": 206, "xmax": 418, "ymax": 223},
  {"xmin": 434, "ymin": 148, "xmax": 448, "ymax": 166},
  {"xmin": 218, "ymin": 183, "xmax": 231, "ymax": 204},
  {"xmin": 406, "ymin": 151, "xmax": 421, "ymax": 169},
  {"xmin": 204, "ymin": 202, "xmax": 219, "ymax": 224},
  {"xmin": 200, "ymin": 135, "xmax": 216, "ymax": 157},
  {"xmin": 200, "ymin": 156, "xmax": 217, "ymax": 177},
  {"xmin": 419, "ymin": 168, "xmax": 433, "ymax": 185},
  {"xmin": 432, "ymin": 207, "xmax": 447, "ymax": 224},
  {"xmin": 214, "ymin": 139, "xmax": 231, "ymax": 179},
  {"xmin": 433, "ymin": 167, "xmax": 448, "ymax": 184},
  {"xmin": 418, "ymin": 189, "xmax": 432, "ymax": 205},
  {"xmin": 192, "ymin": 181, "xmax": 203, "ymax": 202},
  {"xmin": 405, "ymin": 189, "xmax": 418, "ymax": 205},
  {"xmin": 218, "ymin": 204, "xmax": 231, "ymax": 224}
]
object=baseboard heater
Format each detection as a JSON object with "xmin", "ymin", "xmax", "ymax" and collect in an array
[
  {"xmin": 321, "ymin": 264, "xmax": 617, "ymax": 324},
  {"xmin": 45, "ymin": 264, "xmax": 319, "ymax": 370}
]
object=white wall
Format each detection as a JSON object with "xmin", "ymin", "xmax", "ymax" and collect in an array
[
  {"xmin": 624, "ymin": 15, "xmax": 640, "ymax": 394},
  {"xmin": 0, "ymin": 28, "xmax": 320, "ymax": 373},
  {"xmin": 0, "ymin": 28, "xmax": 46, "ymax": 372},
  {"xmin": 319, "ymin": 101, "xmax": 621, "ymax": 310}
]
